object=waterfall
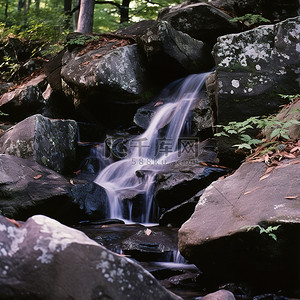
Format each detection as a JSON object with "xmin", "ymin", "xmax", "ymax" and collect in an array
[{"xmin": 94, "ymin": 73, "xmax": 210, "ymax": 223}]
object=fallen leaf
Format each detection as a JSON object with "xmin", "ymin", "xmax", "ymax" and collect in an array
[
  {"xmin": 282, "ymin": 151, "xmax": 296, "ymax": 159},
  {"xmin": 6, "ymin": 218, "xmax": 21, "ymax": 228},
  {"xmin": 70, "ymin": 179, "xmax": 74, "ymax": 185},
  {"xmin": 260, "ymin": 173, "xmax": 271, "ymax": 181},
  {"xmin": 290, "ymin": 146, "xmax": 300, "ymax": 153},
  {"xmin": 154, "ymin": 101, "xmax": 163, "ymax": 107},
  {"xmin": 244, "ymin": 187, "xmax": 260, "ymax": 195},
  {"xmin": 33, "ymin": 174, "xmax": 42, "ymax": 180},
  {"xmin": 285, "ymin": 195, "xmax": 298, "ymax": 199},
  {"xmin": 145, "ymin": 228, "xmax": 152, "ymax": 236}
]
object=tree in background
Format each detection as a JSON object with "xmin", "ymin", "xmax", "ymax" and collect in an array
[{"xmin": 77, "ymin": 0, "xmax": 95, "ymax": 33}]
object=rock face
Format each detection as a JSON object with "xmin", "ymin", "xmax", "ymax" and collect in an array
[
  {"xmin": 0, "ymin": 114, "xmax": 77, "ymax": 174},
  {"xmin": 210, "ymin": 0, "xmax": 300, "ymax": 22},
  {"xmin": 61, "ymin": 43, "xmax": 149, "ymax": 104},
  {"xmin": 0, "ymin": 215, "xmax": 182, "ymax": 300},
  {"xmin": 211, "ymin": 17, "xmax": 300, "ymax": 125},
  {"xmin": 158, "ymin": 2, "xmax": 241, "ymax": 46},
  {"xmin": 137, "ymin": 21, "xmax": 213, "ymax": 80},
  {"xmin": 178, "ymin": 158, "xmax": 300, "ymax": 289},
  {"xmin": 0, "ymin": 155, "xmax": 77, "ymax": 222},
  {"xmin": 0, "ymin": 74, "xmax": 47, "ymax": 121}
]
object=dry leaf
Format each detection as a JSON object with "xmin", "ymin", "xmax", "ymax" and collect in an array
[
  {"xmin": 290, "ymin": 146, "xmax": 300, "ymax": 153},
  {"xmin": 70, "ymin": 179, "xmax": 74, "ymax": 185},
  {"xmin": 244, "ymin": 187, "xmax": 259, "ymax": 195},
  {"xmin": 260, "ymin": 173, "xmax": 271, "ymax": 181},
  {"xmin": 154, "ymin": 101, "xmax": 163, "ymax": 107},
  {"xmin": 33, "ymin": 174, "xmax": 42, "ymax": 180},
  {"xmin": 6, "ymin": 218, "xmax": 21, "ymax": 228},
  {"xmin": 145, "ymin": 228, "xmax": 152, "ymax": 236},
  {"xmin": 285, "ymin": 195, "xmax": 298, "ymax": 199},
  {"xmin": 282, "ymin": 151, "xmax": 296, "ymax": 159}
]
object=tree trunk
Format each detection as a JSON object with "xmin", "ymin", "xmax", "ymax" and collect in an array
[
  {"xmin": 35, "ymin": 0, "xmax": 40, "ymax": 10},
  {"xmin": 4, "ymin": 0, "xmax": 8, "ymax": 19},
  {"xmin": 64, "ymin": 0, "xmax": 73, "ymax": 29},
  {"xmin": 120, "ymin": 0, "xmax": 130, "ymax": 23},
  {"xmin": 77, "ymin": 0, "xmax": 95, "ymax": 33}
]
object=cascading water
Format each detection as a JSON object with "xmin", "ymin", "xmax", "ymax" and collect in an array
[{"xmin": 95, "ymin": 73, "xmax": 210, "ymax": 223}]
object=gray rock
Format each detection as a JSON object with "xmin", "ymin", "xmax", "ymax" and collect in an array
[
  {"xmin": 202, "ymin": 290, "xmax": 236, "ymax": 300},
  {"xmin": 211, "ymin": 17, "xmax": 300, "ymax": 125},
  {"xmin": 158, "ymin": 2, "xmax": 241, "ymax": 46},
  {"xmin": 0, "ymin": 214, "xmax": 182, "ymax": 300},
  {"xmin": 0, "ymin": 114, "xmax": 77, "ymax": 174},
  {"xmin": 61, "ymin": 43, "xmax": 150, "ymax": 104},
  {"xmin": 0, "ymin": 154, "xmax": 77, "ymax": 222},
  {"xmin": 71, "ymin": 181, "xmax": 109, "ymax": 221},
  {"xmin": 178, "ymin": 158, "xmax": 300, "ymax": 289},
  {"xmin": 0, "ymin": 74, "xmax": 47, "ymax": 120},
  {"xmin": 137, "ymin": 21, "xmax": 213, "ymax": 75}
]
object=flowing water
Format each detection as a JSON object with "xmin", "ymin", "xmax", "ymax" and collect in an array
[{"xmin": 95, "ymin": 73, "xmax": 210, "ymax": 223}]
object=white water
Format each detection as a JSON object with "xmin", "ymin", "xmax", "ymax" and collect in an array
[{"xmin": 94, "ymin": 73, "xmax": 210, "ymax": 223}]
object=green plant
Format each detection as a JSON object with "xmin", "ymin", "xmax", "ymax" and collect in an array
[
  {"xmin": 245, "ymin": 224, "xmax": 281, "ymax": 241},
  {"xmin": 66, "ymin": 35, "xmax": 98, "ymax": 47},
  {"xmin": 230, "ymin": 14, "xmax": 271, "ymax": 27},
  {"xmin": 0, "ymin": 55, "xmax": 20, "ymax": 81}
]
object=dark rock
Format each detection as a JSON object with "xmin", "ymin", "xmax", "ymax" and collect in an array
[
  {"xmin": 210, "ymin": 0, "xmax": 299, "ymax": 22},
  {"xmin": 71, "ymin": 181, "xmax": 109, "ymax": 221},
  {"xmin": 115, "ymin": 20, "xmax": 157, "ymax": 37},
  {"xmin": 137, "ymin": 21, "xmax": 214, "ymax": 81},
  {"xmin": 158, "ymin": 2, "xmax": 242, "ymax": 46},
  {"xmin": 211, "ymin": 17, "xmax": 300, "ymax": 125},
  {"xmin": 61, "ymin": 43, "xmax": 150, "ymax": 104},
  {"xmin": 202, "ymin": 290, "xmax": 236, "ymax": 300},
  {"xmin": 178, "ymin": 158, "xmax": 300, "ymax": 290},
  {"xmin": 134, "ymin": 89, "xmax": 212, "ymax": 137},
  {"xmin": 0, "ymin": 74, "xmax": 47, "ymax": 120},
  {"xmin": 0, "ymin": 82, "xmax": 13, "ymax": 94},
  {"xmin": 0, "ymin": 114, "xmax": 77, "ymax": 174},
  {"xmin": 159, "ymin": 190, "xmax": 204, "ymax": 226},
  {"xmin": 19, "ymin": 57, "xmax": 48, "ymax": 78},
  {"xmin": 0, "ymin": 154, "xmax": 79, "ymax": 223},
  {"xmin": 0, "ymin": 215, "xmax": 182, "ymax": 300}
]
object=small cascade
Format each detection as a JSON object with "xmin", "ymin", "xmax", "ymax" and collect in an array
[{"xmin": 95, "ymin": 73, "xmax": 210, "ymax": 223}]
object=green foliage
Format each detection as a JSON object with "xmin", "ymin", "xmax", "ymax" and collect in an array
[
  {"xmin": 215, "ymin": 95, "xmax": 300, "ymax": 151},
  {"xmin": 246, "ymin": 224, "xmax": 281, "ymax": 241},
  {"xmin": 0, "ymin": 55, "xmax": 20, "ymax": 81},
  {"xmin": 66, "ymin": 35, "xmax": 98, "ymax": 47},
  {"xmin": 230, "ymin": 14, "xmax": 271, "ymax": 27}
]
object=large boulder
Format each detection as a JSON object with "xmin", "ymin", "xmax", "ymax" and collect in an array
[
  {"xmin": 0, "ymin": 214, "xmax": 182, "ymax": 300},
  {"xmin": 0, "ymin": 74, "xmax": 47, "ymax": 121},
  {"xmin": 0, "ymin": 114, "xmax": 77, "ymax": 174},
  {"xmin": 137, "ymin": 21, "xmax": 214, "ymax": 81},
  {"xmin": 158, "ymin": 2, "xmax": 241, "ymax": 46},
  {"xmin": 210, "ymin": 0, "xmax": 299, "ymax": 22},
  {"xmin": 178, "ymin": 158, "xmax": 300, "ymax": 290},
  {"xmin": 210, "ymin": 17, "xmax": 300, "ymax": 125},
  {"xmin": 0, "ymin": 154, "xmax": 78, "ymax": 223},
  {"xmin": 61, "ymin": 41, "xmax": 149, "ymax": 104}
]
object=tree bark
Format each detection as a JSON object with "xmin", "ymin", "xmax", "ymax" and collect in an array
[
  {"xmin": 64, "ymin": 0, "xmax": 73, "ymax": 29},
  {"xmin": 120, "ymin": 0, "xmax": 130, "ymax": 23},
  {"xmin": 77, "ymin": 0, "xmax": 95, "ymax": 34}
]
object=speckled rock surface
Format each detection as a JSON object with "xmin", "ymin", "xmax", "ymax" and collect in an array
[
  {"xmin": 0, "ymin": 74, "xmax": 47, "ymax": 121},
  {"xmin": 158, "ymin": 2, "xmax": 241, "ymax": 46},
  {"xmin": 61, "ymin": 44, "xmax": 150, "ymax": 104},
  {"xmin": 211, "ymin": 16, "xmax": 300, "ymax": 124},
  {"xmin": 137, "ymin": 21, "xmax": 213, "ymax": 76},
  {"xmin": 178, "ymin": 158, "xmax": 300, "ymax": 289},
  {"xmin": 0, "ymin": 114, "xmax": 77, "ymax": 174},
  {"xmin": 0, "ymin": 215, "xmax": 182, "ymax": 300}
]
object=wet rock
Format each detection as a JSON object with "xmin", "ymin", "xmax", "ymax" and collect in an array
[
  {"xmin": 0, "ymin": 154, "xmax": 79, "ymax": 223},
  {"xmin": 137, "ymin": 21, "xmax": 214, "ymax": 81},
  {"xmin": 0, "ymin": 114, "xmax": 77, "ymax": 174},
  {"xmin": 0, "ymin": 215, "xmax": 182, "ymax": 300},
  {"xmin": 202, "ymin": 290, "xmax": 236, "ymax": 300},
  {"xmin": 178, "ymin": 158, "xmax": 300, "ymax": 290},
  {"xmin": 0, "ymin": 74, "xmax": 47, "ymax": 120},
  {"xmin": 134, "ymin": 90, "xmax": 212, "ymax": 137},
  {"xmin": 211, "ymin": 17, "xmax": 300, "ymax": 125},
  {"xmin": 158, "ymin": 2, "xmax": 241, "ymax": 46},
  {"xmin": 71, "ymin": 181, "xmax": 109, "ymax": 221},
  {"xmin": 159, "ymin": 190, "xmax": 204, "ymax": 226}
]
